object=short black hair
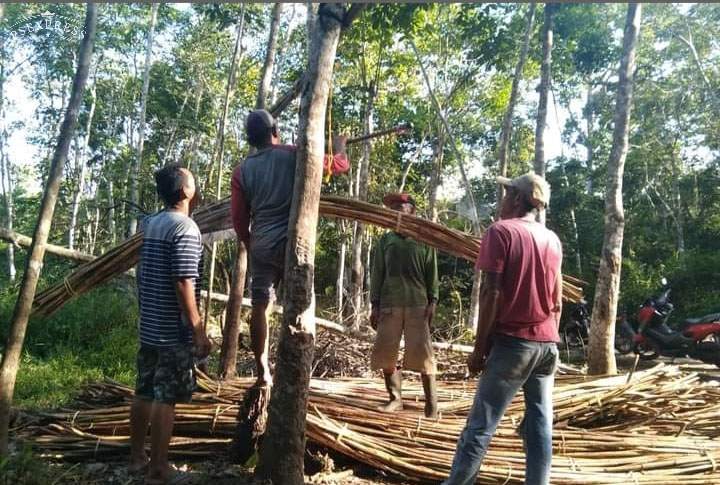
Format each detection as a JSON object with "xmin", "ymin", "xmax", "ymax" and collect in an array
[
  {"xmin": 155, "ymin": 163, "xmax": 188, "ymax": 206},
  {"xmin": 247, "ymin": 123, "xmax": 275, "ymax": 148}
]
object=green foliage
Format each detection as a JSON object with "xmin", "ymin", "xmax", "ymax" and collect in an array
[{"xmin": 0, "ymin": 285, "xmax": 137, "ymax": 409}]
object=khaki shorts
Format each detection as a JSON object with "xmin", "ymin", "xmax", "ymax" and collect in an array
[{"xmin": 371, "ymin": 306, "xmax": 436, "ymax": 375}]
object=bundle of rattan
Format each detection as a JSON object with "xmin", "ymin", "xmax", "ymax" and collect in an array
[
  {"xmin": 34, "ymin": 196, "xmax": 584, "ymax": 316},
  {"xmin": 17, "ymin": 365, "xmax": 720, "ymax": 484}
]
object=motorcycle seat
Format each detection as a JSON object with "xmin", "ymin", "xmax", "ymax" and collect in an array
[{"xmin": 682, "ymin": 313, "xmax": 720, "ymax": 327}]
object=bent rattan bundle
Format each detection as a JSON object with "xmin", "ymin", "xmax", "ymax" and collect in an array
[
  {"xmin": 17, "ymin": 364, "xmax": 720, "ymax": 484},
  {"xmin": 33, "ymin": 196, "xmax": 584, "ymax": 316}
]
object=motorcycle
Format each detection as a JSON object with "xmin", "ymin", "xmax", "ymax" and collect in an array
[
  {"xmin": 560, "ymin": 300, "xmax": 637, "ymax": 354},
  {"xmin": 621, "ymin": 279, "xmax": 720, "ymax": 366},
  {"xmin": 560, "ymin": 299, "xmax": 590, "ymax": 349}
]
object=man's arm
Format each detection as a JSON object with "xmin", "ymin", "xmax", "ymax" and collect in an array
[
  {"xmin": 171, "ymin": 229, "xmax": 211, "ymax": 357},
  {"xmin": 424, "ymin": 248, "xmax": 439, "ymax": 324},
  {"xmin": 230, "ymin": 167, "xmax": 251, "ymax": 247},
  {"xmin": 554, "ymin": 272, "xmax": 563, "ymax": 330},
  {"xmin": 369, "ymin": 235, "xmax": 386, "ymax": 328},
  {"xmin": 175, "ymin": 279, "xmax": 209, "ymax": 357}
]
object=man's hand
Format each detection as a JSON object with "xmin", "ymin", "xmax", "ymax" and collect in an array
[
  {"xmin": 370, "ymin": 306, "xmax": 380, "ymax": 330},
  {"xmin": 425, "ymin": 301, "xmax": 436, "ymax": 328},
  {"xmin": 467, "ymin": 347, "xmax": 487, "ymax": 376},
  {"xmin": 193, "ymin": 329, "xmax": 212, "ymax": 359}
]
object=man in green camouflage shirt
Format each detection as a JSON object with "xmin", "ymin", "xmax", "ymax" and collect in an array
[{"xmin": 370, "ymin": 193, "xmax": 440, "ymax": 418}]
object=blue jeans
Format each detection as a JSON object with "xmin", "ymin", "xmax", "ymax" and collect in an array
[{"xmin": 443, "ymin": 335, "xmax": 558, "ymax": 485}]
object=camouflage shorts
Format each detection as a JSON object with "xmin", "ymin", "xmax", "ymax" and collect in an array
[{"xmin": 135, "ymin": 344, "xmax": 196, "ymax": 404}]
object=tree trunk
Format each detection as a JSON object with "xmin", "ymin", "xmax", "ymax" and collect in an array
[
  {"xmin": 336, "ymin": 236, "xmax": 346, "ymax": 317},
  {"xmin": 348, "ymin": 87, "xmax": 374, "ymax": 330},
  {"xmin": 587, "ymin": 3, "xmax": 641, "ymax": 376},
  {"xmin": 127, "ymin": 3, "xmax": 159, "ymax": 237},
  {"xmin": 256, "ymin": 3, "xmax": 284, "ymax": 110},
  {"xmin": 585, "ymin": 83, "xmax": 594, "ymax": 194},
  {"xmin": 0, "ymin": 150, "xmax": 14, "ymax": 282},
  {"xmin": 256, "ymin": 5, "xmax": 350, "ymax": 483},
  {"xmin": 497, "ymin": 3, "xmax": 537, "ymax": 208},
  {"xmin": 428, "ymin": 128, "xmax": 445, "ymax": 222},
  {"xmin": 204, "ymin": 9, "xmax": 247, "ymax": 331},
  {"xmin": 534, "ymin": 3, "xmax": 555, "ymax": 225},
  {"xmin": 68, "ymin": 76, "xmax": 96, "ymax": 250},
  {"xmin": 409, "ymin": 38, "xmax": 482, "ymax": 330},
  {"xmin": 0, "ymin": 3, "xmax": 97, "ymax": 454},
  {"xmin": 0, "ymin": 12, "xmax": 15, "ymax": 282},
  {"xmin": 107, "ymin": 177, "xmax": 116, "ymax": 247},
  {"xmin": 669, "ymin": 144, "xmax": 685, "ymax": 253},
  {"xmin": 218, "ymin": 242, "xmax": 247, "ymax": 379}
]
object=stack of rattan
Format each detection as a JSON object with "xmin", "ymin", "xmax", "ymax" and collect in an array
[
  {"xmin": 17, "ymin": 364, "xmax": 720, "ymax": 484},
  {"xmin": 34, "ymin": 196, "xmax": 584, "ymax": 316}
]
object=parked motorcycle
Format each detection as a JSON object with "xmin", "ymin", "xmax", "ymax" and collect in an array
[
  {"xmin": 560, "ymin": 299, "xmax": 590, "ymax": 349},
  {"xmin": 620, "ymin": 279, "xmax": 720, "ymax": 366}
]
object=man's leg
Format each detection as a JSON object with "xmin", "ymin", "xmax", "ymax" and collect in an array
[
  {"xmin": 404, "ymin": 307, "xmax": 438, "ymax": 418},
  {"xmin": 250, "ymin": 301, "xmax": 272, "ymax": 386},
  {"xmin": 443, "ymin": 337, "xmax": 537, "ymax": 485},
  {"xmin": 129, "ymin": 398, "xmax": 152, "ymax": 470},
  {"xmin": 146, "ymin": 402, "xmax": 176, "ymax": 481},
  {"xmin": 522, "ymin": 344, "xmax": 558, "ymax": 485},
  {"xmin": 130, "ymin": 346, "xmax": 156, "ymax": 471},
  {"xmin": 146, "ymin": 345, "xmax": 195, "ymax": 482},
  {"xmin": 370, "ymin": 308, "xmax": 404, "ymax": 412}
]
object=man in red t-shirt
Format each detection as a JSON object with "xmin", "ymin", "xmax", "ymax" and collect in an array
[{"xmin": 443, "ymin": 172, "xmax": 562, "ymax": 485}]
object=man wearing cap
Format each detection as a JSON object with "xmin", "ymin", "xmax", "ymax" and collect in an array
[
  {"xmin": 443, "ymin": 172, "xmax": 562, "ymax": 485},
  {"xmin": 231, "ymin": 109, "xmax": 295, "ymax": 387},
  {"xmin": 370, "ymin": 193, "xmax": 440, "ymax": 418}
]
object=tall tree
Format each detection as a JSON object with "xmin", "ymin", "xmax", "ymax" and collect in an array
[
  {"xmin": 534, "ymin": 3, "xmax": 556, "ymax": 225},
  {"xmin": 255, "ymin": 3, "xmax": 284, "ymax": 110},
  {"xmin": 587, "ymin": 3, "xmax": 642, "ymax": 375},
  {"xmin": 127, "ymin": 3, "xmax": 159, "ymax": 236},
  {"xmin": 348, "ymin": 80, "xmax": 377, "ymax": 330},
  {"xmin": 256, "ymin": 4, "xmax": 362, "ymax": 483},
  {"xmin": 0, "ymin": 3, "xmax": 97, "ymax": 454},
  {"xmin": 204, "ymin": 8, "xmax": 247, "ymax": 341},
  {"xmin": 0, "ymin": 3, "xmax": 15, "ymax": 282},
  {"xmin": 68, "ymin": 69, "xmax": 97, "ymax": 250},
  {"xmin": 497, "ymin": 3, "xmax": 537, "ymax": 207}
]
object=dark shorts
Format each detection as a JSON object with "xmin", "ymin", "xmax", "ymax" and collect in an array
[
  {"xmin": 135, "ymin": 344, "xmax": 196, "ymax": 404},
  {"xmin": 249, "ymin": 242, "xmax": 286, "ymax": 305}
]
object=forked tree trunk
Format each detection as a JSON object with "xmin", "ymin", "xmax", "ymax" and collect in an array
[
  {"xmin": 0, "ymin": 3, "xmax": 97, "ymax": 454},
  {"xmin": 587, "ymin": 3, "xmax": 642, "ymax": 376},
  {"xmin": 68, "ymin": 77, "xmax": 97, "ymax": 250},
  {"xmin": 127, "ymin": 3, "xmax": 159, "ymax": 237},
  {"xmin": 256, "ymin": 5, "xmax": 358, "ymax": 483},
  {"xmin": 255, "ymin": 3, "xmax": 284, "ymax": 110},
  {"xmin": 534, "ymin": 3, "xmax": 555, "ymax": 226},
  {"xmin": 497, "ymin": 3, "xmax": 537, "ymax": 208}
]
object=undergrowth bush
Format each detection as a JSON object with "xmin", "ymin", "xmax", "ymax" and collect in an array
[{"xmin": 0, "ymin": 283, "xmax": 138, "ymax": 409}]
